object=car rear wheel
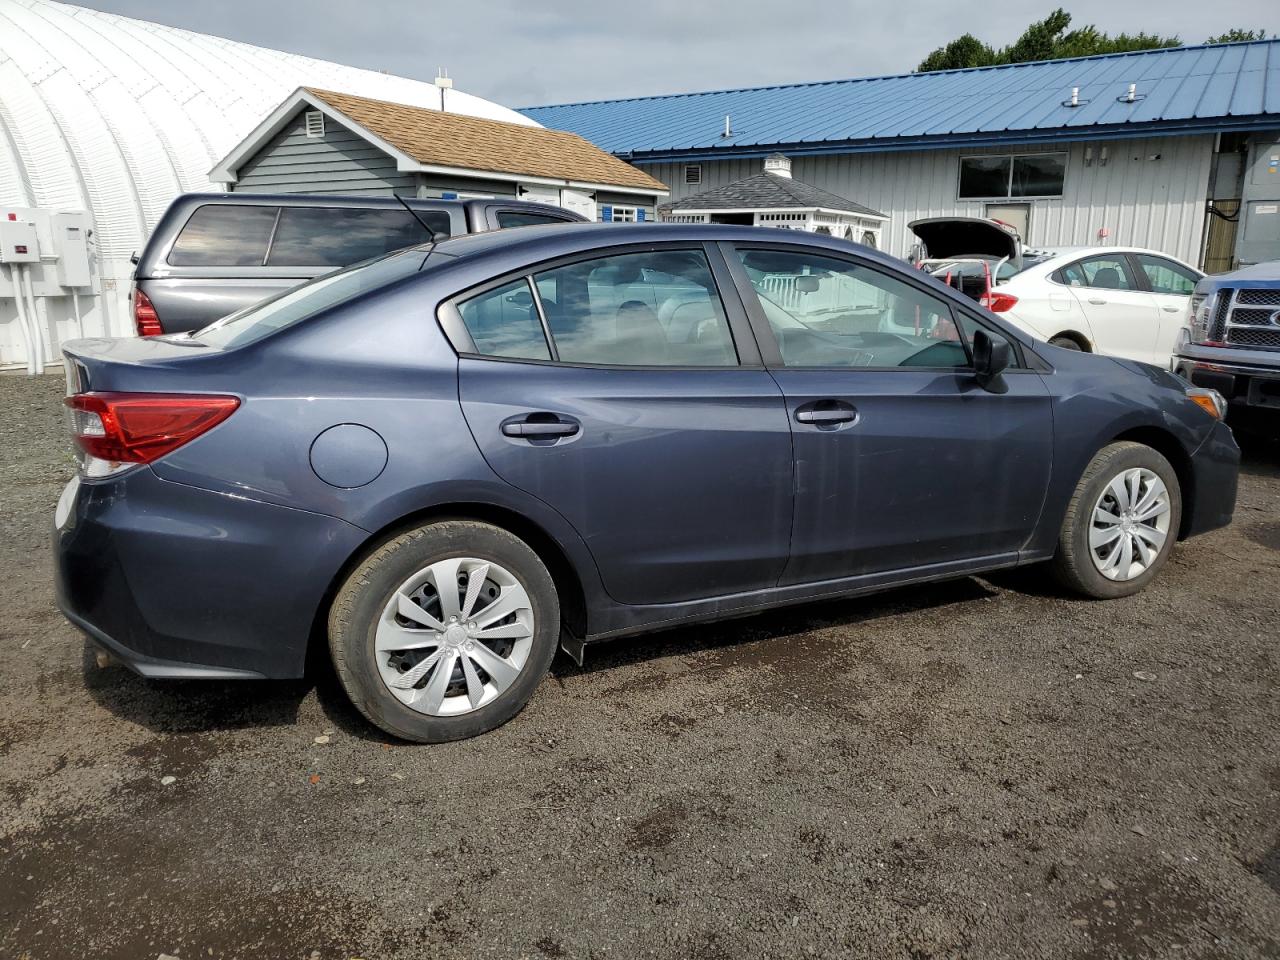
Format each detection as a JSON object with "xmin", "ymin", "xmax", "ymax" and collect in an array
[
  {"xmin": 1049, "ymin": 335, "xmax": 1084, "ymax": 351},
  {"xmin": 1050, "ymin": 442, "xmax": 1182, "ymax": 599},
  {"xmin": 329, "ymin": 520, "xmax": 560, "ymax": 742}
]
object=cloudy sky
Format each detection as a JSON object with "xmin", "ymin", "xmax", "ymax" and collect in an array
[{"xmin": 81, "ymin": 0, "xmax": 1274, "ymax": 107}]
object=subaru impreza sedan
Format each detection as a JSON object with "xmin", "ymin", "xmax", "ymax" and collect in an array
[{"xmin": 54, "ymin": 224, "xmax": 1239, "ymax": 742}]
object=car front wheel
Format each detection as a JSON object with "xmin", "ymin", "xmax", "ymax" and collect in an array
[
  {"xmin": 1050, "ymin": 442, "xmax": 1182, "ymax": 599},
  {"xmin": 329, "ymin": 520, "xmax": 560, "ymax": 742}
]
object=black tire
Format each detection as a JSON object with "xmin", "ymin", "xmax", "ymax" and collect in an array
[
  {"xmin": 1049, "ymin": 442, "xmax": 1182, "ymax": 599},
  {"xmin": 328, "ymin": 520, "xmax": 560, "ymax": 743},
  {"xmin": 1049, "ymin": 335, "xmax": 1084, "ymax": 351}
]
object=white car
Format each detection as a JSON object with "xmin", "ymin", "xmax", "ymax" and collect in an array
[{"xmin": 909, "ymin": 218, "xmax": 1203, "ymax": 366}]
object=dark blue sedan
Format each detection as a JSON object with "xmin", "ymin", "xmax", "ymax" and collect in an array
[{"xmin": 54, "ymin": 224, "xmax": 1239, "ymax": 742}]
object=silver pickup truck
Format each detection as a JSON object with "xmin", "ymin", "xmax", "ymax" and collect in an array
[{"xmin": 1173, "ymin": 261, "xmax": 1280, "ymax": 419}]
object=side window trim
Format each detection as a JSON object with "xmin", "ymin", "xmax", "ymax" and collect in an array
[
  {"xmin": 526, "ymin": 275, "xmax": 559, "ymax": 361},
  {"xmin": 723, "ymin": 240, "xmax": 982, "ymax": 371},
  {"xmin": 1123, "ymin": 253, "xmax": 1153, "ymax": 293}
]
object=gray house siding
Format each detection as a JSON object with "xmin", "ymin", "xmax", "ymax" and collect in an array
[{"xmin": 234, "ymin": 111, "xmax": 417, "ymax": 196}]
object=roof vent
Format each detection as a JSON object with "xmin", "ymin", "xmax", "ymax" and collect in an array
[
  {"xmin": 684, "ymin": 163, "xmax": 702, "ymax": 185},
  {"xmin": 764, "ymin": 154, "xmax": 792, "ymax": 178},
  {"xmin": 304, "ymin": 110, "xmax": 325, "ymax": 138},
  {"xmin": 1116, "ymin": 83, "xmax": 1146, "ymax": 104}
]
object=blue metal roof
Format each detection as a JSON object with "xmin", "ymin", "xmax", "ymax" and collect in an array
[{"xmin": 522, "ymin": 40, "xmax": 1280, "ymax": 161}]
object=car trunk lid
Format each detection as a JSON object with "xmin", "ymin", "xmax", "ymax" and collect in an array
[{"xmin": 908, "ymin": 217, "xmax": 1022, "ymax": 265}]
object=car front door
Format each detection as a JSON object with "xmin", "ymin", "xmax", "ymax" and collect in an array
[
  {"xmin": 1132, "ymin": 253, "xmax": 1202, "ymax": 364},
  {"xmin": 447, "ymin": 245, "xmax": 794, "ymax": 606},
  {"xmin": 723, "ymin": 242, "xmax": 1053, "ymax": 584},
  {"xmin": 1059, "ymin": 254, "xmax": 1161, "ymax": 362}
]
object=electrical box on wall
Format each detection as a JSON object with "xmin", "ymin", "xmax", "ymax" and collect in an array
[
  {"xmin": 53, "ymin": 212, "xmax": 91, "ymax": 287},
  {"xmin": 0, "ymin": 219, "xmax": 39, "ymax": 263}
]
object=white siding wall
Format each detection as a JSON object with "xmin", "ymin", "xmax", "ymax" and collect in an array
[{"xmin": 646, "ymin": 135, "xmax": 1215, "ymax": 265}]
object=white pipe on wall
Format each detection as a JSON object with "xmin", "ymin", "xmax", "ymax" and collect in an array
[
  {"xmin": 20, "ymin": 265, "xmax": 44, "ymax": 373},
  {"xmin": 71, "ymin": 291, "xmax": 85, "ymax": 340},
  {"xmin": 5, "ymin": 263, "xmax": 38, "ymax": 375}
]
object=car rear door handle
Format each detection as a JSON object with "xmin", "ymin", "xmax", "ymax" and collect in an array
[
  {"xmin": 1161, "ymin": 304, "xmax": 1181, "ymax": 313},
  {"xmin": 1087, "ymin": 297, "xmax": 1107, "ymax": 305},
  {"xmin": 501, "ymin": 417, "xmax": 579, "ymax": 439},
  {"xmin": 795, "ymin": 401, "xmax": 858, "ymax": 426}
]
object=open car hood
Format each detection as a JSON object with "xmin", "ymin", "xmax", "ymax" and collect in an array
[{"xmin": 908, "ymin": 217, "xmax": 1022, "ymax": 264}]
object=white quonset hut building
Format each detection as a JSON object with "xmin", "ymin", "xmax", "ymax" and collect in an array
[
  {"xmin": 0, "ymin": 0, "xmax": 541, "ymax": 371},
  {"xmin": 524, "ymin": 41, "xmax": 1280, "ymax": 273}
]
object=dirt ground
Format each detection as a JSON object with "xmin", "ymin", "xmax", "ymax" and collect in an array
[{"xmin": 1, "ymin": 372, "xmax": 1278, "ymax": 960}]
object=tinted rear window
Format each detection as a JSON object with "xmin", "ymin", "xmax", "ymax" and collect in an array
[
  {"xmin": 266, "ymin": 207, "xmax": 450, "ymax": 266},
  {"xmin": 190, "ymin": 250, "xmax": 423, "ymax": 349},
  {"xmin": 167, "ymin": 204, "xmax": 278, "ymax": 266}
]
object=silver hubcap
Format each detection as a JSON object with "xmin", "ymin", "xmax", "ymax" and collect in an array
[
  {"xmin": 375, "ymin": 558, "xmax": 534, "ymax": 717},
  {"xmin": 1089, "ymin": 467, "xmax": 1172, "ymax": 581}
]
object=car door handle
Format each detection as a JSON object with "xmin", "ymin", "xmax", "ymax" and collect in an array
[
  {"xmin": 795, "ymin": 402, "xmax": 858, "ymax": 426},
  {"xmin": 1087, "ymin": 297, "xmax": 1107, "ymax": 305},
  {"xmin": 1161, "ymin": 305, "xmax": 1181, "ymax": 313},
  {"xmin": 501, "ymin": 417, "xmax": 579, "ymax": 439}
]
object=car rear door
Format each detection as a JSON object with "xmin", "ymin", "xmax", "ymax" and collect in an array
[
  {"xmin": 1132, "ymin": 253, "xmax": 1202, "ymax": 363},
  {"xmin": 447, "ymin": 244, "xmax": 793, "ymax": 606},
  {"xmin": 722, "ymin": 241, "xmax": 1053, "ymax": 584},
  {"xmin": 1059, "ymin": 254, "xmax": 1161, "ymax": 362}
]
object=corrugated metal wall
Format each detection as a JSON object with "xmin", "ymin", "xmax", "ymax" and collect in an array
[
  {"xmin": 235, "ymin": 114, "xmax": 416, "ymax": 196},
  {"xmin": 645, "ymin": 135, "xmax": 1215, "ymax": 265}
]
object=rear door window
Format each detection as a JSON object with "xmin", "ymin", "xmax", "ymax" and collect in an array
[
  {"xmin": 1059, "ymin": 256, "xmax": 1137, "ymax": 290},
  {"xmin": 266, "ymin": 207, "xmax": 448, "ymax": 266},
  {"xmin": 533, "ymin": 250, "xmax": 738, "ymax": 366},
  {"xmin": 167, "ymin": 204, "xmax": 278, "ymax": 266}
]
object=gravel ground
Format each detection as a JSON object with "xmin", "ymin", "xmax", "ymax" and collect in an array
[{"xmin": 1, "ymin": 371, "xmax": 1278, "ymax": 960}]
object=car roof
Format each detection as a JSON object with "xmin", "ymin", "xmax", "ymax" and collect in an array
[
  {"xmin": 161, "ymin": 192, "xmax": 568, "ymax": 212},
  {"xmin": 430, "ymin": 221, "xmax": 904, "ymax": 269},
  {"xmin": 1010, "ymin": 245, "xmax": 1202, "ymax": 274}
]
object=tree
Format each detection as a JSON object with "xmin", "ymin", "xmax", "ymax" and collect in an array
[
  {"xmin": 1205, "ymin": 29, "xmax": 1272, "ymax": 43},
  {"xmin": 915, "ymin": 9, "xmax": 1193, "ymax": 72}
]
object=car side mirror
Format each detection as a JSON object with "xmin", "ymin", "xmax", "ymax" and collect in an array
[{"xmin": 972, "ymin": 328, "xmax": 1011, "ymax": 393}]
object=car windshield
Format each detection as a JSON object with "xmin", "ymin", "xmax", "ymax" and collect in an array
[{"xmin": 190, "ymin": 249, "xmax": 426, "ymax": 349}]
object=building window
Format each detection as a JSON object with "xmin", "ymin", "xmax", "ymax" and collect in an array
[
  {"xmin": 601, "ymin": 205, "xmax": 641, "ymax": 223},
  {"xmin": 958, "ymin": 153, "xmax": 1066, "ymax": 199},
  {"xmin": 684, "ymin": 164, "xmax": 702, "ymax": 185},
  {"xmin": 304, "ymin": 110, "xmax": 325, "ymax": 139}
]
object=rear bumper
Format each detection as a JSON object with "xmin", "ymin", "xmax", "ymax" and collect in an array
[
  {"xmin": 1174, "ymin": 353, "xmax": 1280, "ymax": 412},
  {"xmin": 1182, "ymin": 420, "xmax": 1239, "ymax": 539},
  {"xmin": 53, "ymin": 467, "xmax": 368, "ymax": 679}
]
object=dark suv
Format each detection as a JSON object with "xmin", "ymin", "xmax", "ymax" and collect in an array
[{"xmin": 129, "ymin": 194, "xmax": 586, "ymax": 335}]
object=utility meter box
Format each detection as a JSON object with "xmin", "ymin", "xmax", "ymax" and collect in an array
[
  {"xmin": 53, "ymin": 212, "xmax": 92, "ymax": 287},
  {"xmin": 0, "ymin": 219, "xmax": 39, "ymax": 263}
]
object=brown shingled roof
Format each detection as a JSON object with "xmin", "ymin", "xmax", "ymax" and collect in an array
[{"xmin": 304, "ymin": 88, "xmax": 666, "ymax": 193}]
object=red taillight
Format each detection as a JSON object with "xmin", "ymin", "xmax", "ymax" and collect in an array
[
  {"xmin": 133, "ymin": 288, "xmax": 164, "ymax": 336},
  {"xmin": 979, "ymin": 292, "xmax": 1019, "ymax": 313},
  {"xmin": 65, "ymin": 392, "xmax": 240, "ymax": 464}
]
